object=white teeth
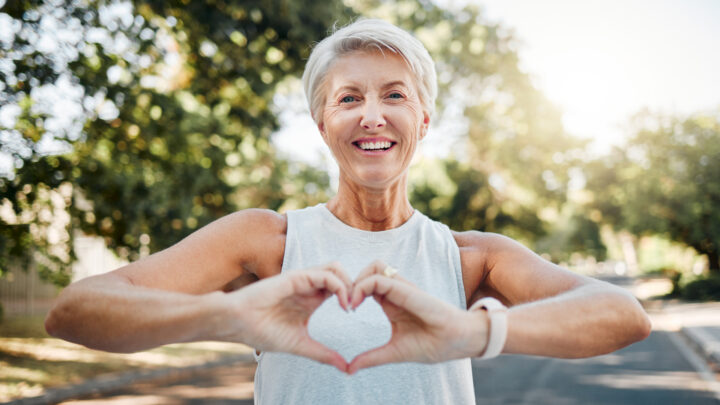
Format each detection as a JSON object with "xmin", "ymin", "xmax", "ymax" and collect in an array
[{"xmin": 358, "ymin": 141, "xmax": 392, "ymax": 150}]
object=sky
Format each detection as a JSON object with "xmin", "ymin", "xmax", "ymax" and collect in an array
[
  {"xmin": 274, "ymin": 0, "xmax": 720, "ymax": 163},
  {"xmin": 477, "ymin": 0, "xmax": 720, "ymax": 151}
]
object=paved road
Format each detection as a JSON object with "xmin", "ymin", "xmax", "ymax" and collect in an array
[
  {"xmin": 59, "ymin": 329, "xmax": 719, "ymax": 404},
  {"xmin": 472, "ymin": 330, "xmax": 719, "ymax": 404}
]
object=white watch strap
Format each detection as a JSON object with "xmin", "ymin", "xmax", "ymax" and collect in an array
[{"xmin": 470, "ymin": 297, "xmax": 508, "ymax": 359}]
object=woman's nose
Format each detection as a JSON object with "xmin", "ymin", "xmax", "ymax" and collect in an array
[{"xmin": 360, "ymin": 101, "xmax": 386, "ymax": 131}]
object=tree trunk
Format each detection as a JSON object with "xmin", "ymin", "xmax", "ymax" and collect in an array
[
  {"xmin": 707, "ymin": 250, "xmax": 720, "ymax": 274},
  {"xmin": 619, "ymin": 231, "xmax": 638, "ymax": 275}
]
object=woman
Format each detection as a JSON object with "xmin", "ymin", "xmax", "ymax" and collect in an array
[{"xmin": 45, "ymin": 19, "xmax": 651, "ymax": 404}]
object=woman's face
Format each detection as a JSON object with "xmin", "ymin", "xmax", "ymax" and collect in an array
[{"xmin": 318, "ymin": 50, "xmax": 429, "ymax": 189}]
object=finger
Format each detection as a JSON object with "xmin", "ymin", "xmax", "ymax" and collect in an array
[
  {"xmin": 294, "ymin": 337, "xmax": 349, "ymax": 373},
  {"xmin": 308, "ymin": 270, "xmax": 350, "ymax": 311},
  {"xmin": 351, "ymin": 264, "xmax": 414, "ymax": 309},
  {"xmin": 354, "ymin": 260, "xmax": 388, "ymax": 284},
  {"xmin": 354, "ymin": 260, "xmax": 414, "ymax": 284},
  {"xmin": 351, "ymin": 273, "xmax": 401, "ymax": 310},
  {"xmin": 322, "ymin": 261, "xmax": 353, "ymax": 292},
  {"xmin": 352, "ymin": 275, "xmax": 438, "ymax": 314},
  {"xmin": 293, "ymin": 270, "xmax": 350, "ymax": 311},
  {"xmin": 347, "ymin": 342, "xmax": 399, "ymax": 375}
]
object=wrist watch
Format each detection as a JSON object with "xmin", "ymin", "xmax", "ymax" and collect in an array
[{"xmin": 469, "ymin": 297, "xmax": 508, "ymax": 359}]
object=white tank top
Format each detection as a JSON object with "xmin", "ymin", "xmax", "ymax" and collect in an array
[{"xmin": 253, "ymin": 204, "xmax": 476, "ymax": 404}]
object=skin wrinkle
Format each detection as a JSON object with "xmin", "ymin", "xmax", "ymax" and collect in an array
[
  {"xmin": 318, "ymin": 50, "xmax": 429, "ymax": 231},
  {"xmin": 310, "ymin": 44, "xmax": 426, "ymax": 123}
]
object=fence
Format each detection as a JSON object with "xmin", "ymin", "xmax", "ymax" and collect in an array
[
  {"xmin": 0, "ymin": 235, "xmax": 127, "ymax": 319},
  {"xmin": 0, "ymin": 263, "xmax": 58, "ymax": 318}
]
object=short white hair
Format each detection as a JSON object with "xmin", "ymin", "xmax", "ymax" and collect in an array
[{"xmin": 301, "ymin": 18, "xmax": 437, "ymax": 124}]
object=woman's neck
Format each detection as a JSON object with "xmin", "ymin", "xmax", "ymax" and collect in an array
[{"xmin": 326, "ymin": 174, "xmax": 414, "ymax": 231}]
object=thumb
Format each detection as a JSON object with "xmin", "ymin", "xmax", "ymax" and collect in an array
[
  {"xmin": 294, "ymin": 336, "xmax": 349, "ymax": 373},
  {"xmin": 347, "ymin": 342, "xmax": 400, "ymax": 375}
]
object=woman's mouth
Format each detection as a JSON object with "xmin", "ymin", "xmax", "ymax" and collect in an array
[{"xmin": 352, "ymin": 140, "xmax": 396, "ymax": 152}]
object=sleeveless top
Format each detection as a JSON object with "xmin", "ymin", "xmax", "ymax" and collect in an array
[{"xmin": 253, "ymin": 204, "xmax": 476, "ymax": 405}]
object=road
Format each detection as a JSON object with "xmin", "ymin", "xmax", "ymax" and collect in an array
[
  {"xmin": 60, "ymin": 329, "xmax": 719, "ymax": 404},
  {"xmin": 472, "ymin": 330, "xmax": 719, "ymax": 404}
]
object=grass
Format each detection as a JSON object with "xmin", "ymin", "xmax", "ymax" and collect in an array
[
  {"xmin": 0, "ymin": 315, "xmax": 48, "ymax": 338},
  {"xmin": 0, "ymin": 315, "xmax": 252, "ymax": 401}
]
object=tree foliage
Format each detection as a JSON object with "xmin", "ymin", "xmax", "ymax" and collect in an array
[
  {"xmin": 1, "ymin": 0, "xmax": 623, "ymax": 290},
  {"xmin": 349, "ymin": 1, "xmax": 587, "ymax": 246},
  {"xmin": 1, "ymin": 0, "xmax": 352, "ymax": 283},
  {"xmin": 585, "ymin": 111, "xmax": 720, "ymax": 271}
]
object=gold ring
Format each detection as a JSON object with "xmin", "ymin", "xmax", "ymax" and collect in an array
[{"xmin": 383, "ymin": 266, "xmax": 398, "ymax": 278}]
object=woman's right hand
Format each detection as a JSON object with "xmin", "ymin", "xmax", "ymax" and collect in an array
[
  {"xmin": 220, "ymin": 263, "xmax": 352, "ymax": 372},
  {"xmin": 346, "ymin": 261, "xmax": 488, "ymax": 374}
]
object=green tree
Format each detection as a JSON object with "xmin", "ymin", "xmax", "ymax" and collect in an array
[
  {"xmin": 585, "ymin": 111, "xmax": 720, "ymax": 272},
  {"xmin": 534, "ymin": 210, "xmax": 607, "ymax": 263},
  {"xmin": 0, "ymin": 0, "xmax": 352, "ymax": 284},
  {"xmin": 349, "ymin": 1, "xmax": 588, "ymax": 249}
]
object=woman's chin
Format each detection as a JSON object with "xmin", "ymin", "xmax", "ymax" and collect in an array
[{"xmin": 346, "ymin": 171, "xmax": 405, "ymax": 190}]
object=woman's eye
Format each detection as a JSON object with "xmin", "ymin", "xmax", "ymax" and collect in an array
[
  {"xmin": 388, "ymin": 92, "xmax": 404, "ymax": 99},
  {"xmin": 340, "ymin": 95, "xmax": 356, "ymax": 103}
]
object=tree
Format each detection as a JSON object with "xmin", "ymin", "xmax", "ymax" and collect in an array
[
  {"xmin": 585, "ymin": 111, "xmax": 720, "ymax": 272},
  {"xmin": 0, "ymin": 0, "xmax": 352, "ymax": 284},
  {"xmin": 348, "ymin": 1, "xmax": 588, "ymax": 249},
  {"xmin": 1, "ymin": 0, "xmax": 606, "ymax": 295}
]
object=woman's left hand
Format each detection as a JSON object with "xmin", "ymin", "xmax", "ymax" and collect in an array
[{"xmin": 347, "ymin": 261, "xmax": 490, "ymax": 374}]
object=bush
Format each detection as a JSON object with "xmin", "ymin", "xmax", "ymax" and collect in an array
[{"xmin": 678, "ymin": 274, "xmax": 720, "ymax": 301}]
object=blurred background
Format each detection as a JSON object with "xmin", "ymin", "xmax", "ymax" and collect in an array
[{"xmin": 1, "ymin": 0, "xmax": 719, "ymax": 402}]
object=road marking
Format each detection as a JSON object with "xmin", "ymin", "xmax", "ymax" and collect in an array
[{"xmin": 668, "ymin": 330, "xmax": 720, "ymax": 403}]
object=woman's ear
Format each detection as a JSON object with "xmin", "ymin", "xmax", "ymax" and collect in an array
[
  {"xmin": 316, "ymin": 120, "xmax": 329, "ymax": 144},
  {"xmin": 419, "ymin": 110, "xmax": 430, "ymax": 140}
]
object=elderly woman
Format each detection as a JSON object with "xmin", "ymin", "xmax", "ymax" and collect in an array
[{"xmin": 45, "ymin": 19, "xmax": 650, "ymax": 404}]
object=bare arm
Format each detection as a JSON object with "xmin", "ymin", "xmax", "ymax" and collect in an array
[
  {"xmin": 45, "ymin": 275, "xmax": 234, "ymax": 352},
  {"xmin": 346, "ymin": 235, "xmax": 652, "ymax": 373},
  {"xmin": 45, "ymin": 209, "xmax": 285, "ymax": 353},
  {"xmin": 458, "ymin": 231, "xmax": 651, "ymax": 358}
]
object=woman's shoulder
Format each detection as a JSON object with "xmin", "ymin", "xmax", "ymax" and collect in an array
[
  {"xmin": 451, "ymin": 230, "xmax": 524, "ymax": 269},
  {"xmin": 451, "ymin": 230, "xmax": 528, "ymax": 299},
  {"xmin": 227, "ymin": 208, "xmax": 288, "ymax": 232},
  {"xmin": 451, "ymin": 229, "xmax": 515, "ymax": 251},
  {"xmin": 222, "ymin": 209, "xmax": 287, "ymax": 278}
]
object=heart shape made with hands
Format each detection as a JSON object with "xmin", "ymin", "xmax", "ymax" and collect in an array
[
  {"xmin": 263, "ymin": 262, "xmax": 472, "ymax": 375},
  {"xmin": 304, "ymin": 266, "xmax": 454, "ymax": 375},
  {"xmin": 307, "ymin": 286, "xmax": 393, "ymax": 370}
]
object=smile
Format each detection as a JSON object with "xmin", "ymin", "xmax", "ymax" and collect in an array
[{"xmin": 353, "ymin": 140, "xmax": 396, "ymax": 152}]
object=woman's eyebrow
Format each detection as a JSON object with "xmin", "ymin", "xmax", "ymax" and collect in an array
[
  {"xmin": 329, "ymin": 85, "xmax": 363, "ymax": 98},
  {"xmin": 331, "ymin": 80, "xmax": 408, "ymax": 97},
  {"xmin": 381, "ymin": 80, "xmax": 409, "ymax": 90},
  {"xmin": 335, "ymin": 85, "xmax": 361, "ymax": 93}
]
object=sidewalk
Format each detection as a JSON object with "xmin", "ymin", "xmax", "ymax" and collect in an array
[
  {"xmin": 613, "ymin": 275, "xmax": 720, "ymax": 373},
  {"xmin": 645, "ymin": 300, "xmax": 720, "ymax": 372},
  {"xmin": 0, "ymin": 325, "xmax": 256, "ymax": 405},
  {"xmin": 1, "ymin": 353, "xmax": 255, "ymax": 405}
]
